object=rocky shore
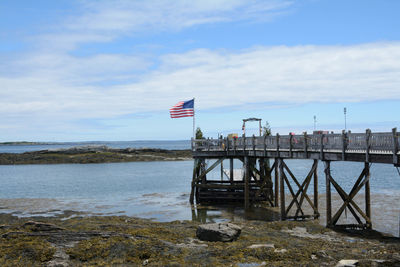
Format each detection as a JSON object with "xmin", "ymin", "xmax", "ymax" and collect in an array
[
  {"xmin": 0, "ymin": 146, "xmax": 192, "ymax": 165},
  {"xmin": 0, "ymin": 212, "xmax": 399, "ymax": 266}
]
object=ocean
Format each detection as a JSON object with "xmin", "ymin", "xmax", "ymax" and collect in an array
[{"xmin": 0, "ymin": 142, "xmax": 399, "ymax": 236}]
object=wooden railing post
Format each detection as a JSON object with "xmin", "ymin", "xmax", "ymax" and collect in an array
[
  {"xmin": 243, "ymin": 134, "xmax": 246, "ymax": 153},
  {"xmin": 289, "ymin": 133, "xmax": 293, "ymax": 158},
  {"xmin": 303, "ymin": 132, "xmax": 308, "ymax": 158},
  {"xmin": 263, "ymin": 135, "xmax": 267, "ymax": 157},
  {"xmin": 252, "ymin": 134, "xmax": 256, "ymax": 156},
  {"xmin": 276, "ymin": 133, "xmax": 280, "ymax": 158},
  {"xmin": 393, "ymin": 128, "xmax": 399, "ymax": 165},
  {"xmin": 342, "ymin": 130, "xmax": 347, "ymax": 161},
  {"xmin": 365, "ymin": 129, "xmax": 371, "ymax": 163},
  {"xmin": 233, "ymin": 137, "xmax": 237, "ymax": 155},
  {"xmin": 320, "ymin": 134, "xmax": 324, "ymax": 160}
]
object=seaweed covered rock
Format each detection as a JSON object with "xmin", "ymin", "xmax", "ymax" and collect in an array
[{"xmin": 196, "ymin": 222, "xmax": 241, "ymax": 242}]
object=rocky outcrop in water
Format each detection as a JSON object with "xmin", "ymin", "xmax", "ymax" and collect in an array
[{"xmin": 0, "ymin": 146, "xmax": 192, "ymax": 165}]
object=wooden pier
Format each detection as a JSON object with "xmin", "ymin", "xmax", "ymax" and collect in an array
[{"xmin": 190, "ymin": 128, "xmax": 400, "ymax": 230}]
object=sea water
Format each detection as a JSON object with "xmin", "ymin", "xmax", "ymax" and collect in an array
[
  {"xmin": 0, "ymin": 151, "xmax": 399, "ymax": 236},
  {"xmin": 0, "ymin": 140, "xmax": 191, "ymax": 153}
]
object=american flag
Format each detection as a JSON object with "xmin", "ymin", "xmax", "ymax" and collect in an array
[{"xmin": 170, "ymin": 99, "xmax": 194, "ymax": 118}]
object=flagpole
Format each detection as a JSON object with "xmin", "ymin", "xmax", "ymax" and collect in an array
[{"xmin": 193, "ymin": 98, "xmax": 195, "ymax": 139}]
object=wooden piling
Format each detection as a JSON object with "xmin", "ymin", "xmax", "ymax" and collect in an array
[
  {"xmin": 279, "ymin": 158, "xmax": 285, "ymax": 220},
  {"xmin": 365, "ymin": 162, "xmax": 371, "ymax": 229},
  {"xmin": 313, "ymin": 159, "xmax": 319, "ymax": 218},
  {"xmin": 229, "ymin": 158, "xmax": 234, "ymax": 185},
  {"xmin": 324, "ymin": 161, "xmax": 332, "ymax": 227},
  {"xmin": 274, "ymin": 158, "xmax": 279, "ymax": 207},
  {"xmin": 244, "ymin": 156, "xmax": 250, "ymax": 209}
]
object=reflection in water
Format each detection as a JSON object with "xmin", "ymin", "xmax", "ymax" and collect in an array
[{"xmin": 191, "ymin": 204, "xmax": 281, "ymax": 224}]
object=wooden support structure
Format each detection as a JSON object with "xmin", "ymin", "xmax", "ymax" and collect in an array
[
  {"xmin": 279, "ymin": 159, "xmax": 319, "ymax": 220},
  {"xmin": 191, "ymin": 155, "xmax": 272, "ymax": 206},
  {"xmin": 190, "ymin": 128, "xmax": 400, "ymax": 232},
  {"xmin": 324, "ymin": 160, "xmax": 372, "ymax": 229}
]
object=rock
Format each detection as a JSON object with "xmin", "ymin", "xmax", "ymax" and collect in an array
[
  {"xmin": 274, "ymin": 248, "xmax": 287, "ymax": 253},
  {"xmin": 196, "ymin": 223, "xmax": 241, "ymax": 242},
  {"xmin": 22, "ymin": 221, "xmax": 65, "ymax": 232},
  {"xmin": 335, "ymin": 259, "xmax": 359, "ymax": 267},
  {"xmin": 247, "ymin": 244, "xmax": 275, "ymax": 249}
]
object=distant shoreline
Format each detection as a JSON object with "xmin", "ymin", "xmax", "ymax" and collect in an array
[{"xmin": 0, "ymin": 146, "xmax": 192, "ymax": 165}]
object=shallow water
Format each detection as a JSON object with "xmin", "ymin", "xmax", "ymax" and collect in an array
[{"xmin": 0, "ymin": 160, "xmax": 399, "ymax": 236}]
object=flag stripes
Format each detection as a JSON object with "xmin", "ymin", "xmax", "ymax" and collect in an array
[{"xmin": 170, "ymin": 99, "xmax": 194, "ymax": 118}]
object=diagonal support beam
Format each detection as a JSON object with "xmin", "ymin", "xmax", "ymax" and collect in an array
[
  {"xmin": 194, "ymin": 158, "xmax": 225, "ymax": 183},
  {"xmin": 282, "ymin": 169, "xmax": 305, "ymax": 216},
  {"xmin": 329, "ymin": 173, "xmax": 371, "ymax": 225},
  {"xmin": 285, "ymin": 161, "xmax": 317, "ymax": 214},
  {"xmin": 282, "ymin": 161, "xmax": 316, "ymax": 212},
  {"xmin": 330, "ymin": 166, "xmax": 368, "ymax": 224},
  {"xmin": 294, "ymin": 161, "xmax": 318, "ymax": 217}
]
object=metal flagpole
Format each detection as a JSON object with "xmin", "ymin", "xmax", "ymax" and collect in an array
[{"xmin": 193, "ymin": 98, "xmax": 195, "ymax": 139}]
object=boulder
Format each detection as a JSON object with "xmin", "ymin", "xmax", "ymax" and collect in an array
[{"xmin": 196, "ymin": 223, "xmax": 241, "ymax": 242}]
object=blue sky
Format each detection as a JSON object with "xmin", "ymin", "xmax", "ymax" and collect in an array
[{"xmin": 1, "ymin": 0, "xmax": 399, "ymax": 141}]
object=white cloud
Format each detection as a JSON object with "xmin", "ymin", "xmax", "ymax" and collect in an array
[{"xmin": 2, "ymin": 42, "xmax": 400, "ymax": 122}]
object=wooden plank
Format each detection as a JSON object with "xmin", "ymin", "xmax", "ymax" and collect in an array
[{"xmin": 196, "ymin": 184, "xmax": 259, "ymax": 189}]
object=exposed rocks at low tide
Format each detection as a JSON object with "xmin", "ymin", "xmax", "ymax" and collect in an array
[
  {"xmin": 0, "ymin": 146, "xmax": 192, "ymax": 165},
  {"xmin": 196, "ymin": 222, "xmax": 241, "ymax": 242},
  {"xmin": 0, "ymin": 213, "xmax": 399, "ymax": 266}
]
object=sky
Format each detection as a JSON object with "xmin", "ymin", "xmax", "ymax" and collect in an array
[{"xmin": 0, "ymin": 0, "xmax": 399, "ymax": 141}]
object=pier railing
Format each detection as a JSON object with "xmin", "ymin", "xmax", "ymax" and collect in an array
[{"xmin": 192, "ymin": 128, "xmax": 400, "ymax": 164}]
